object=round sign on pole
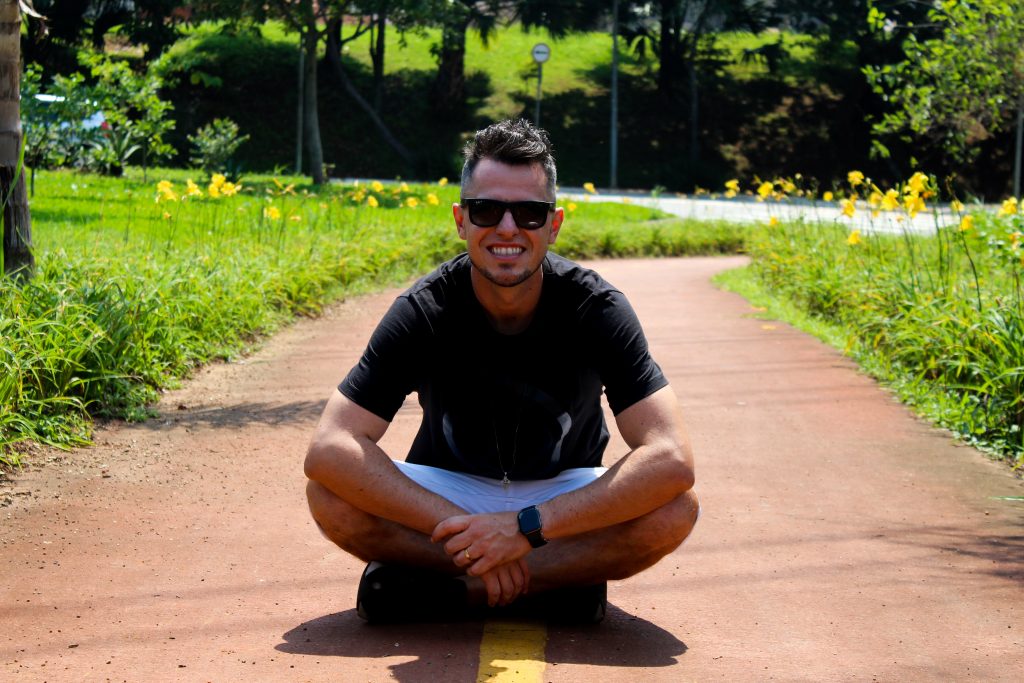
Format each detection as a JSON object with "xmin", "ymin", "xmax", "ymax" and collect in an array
[{"xmin": 531, "ymin": 43, "xmax": 551, "ymax": 64}]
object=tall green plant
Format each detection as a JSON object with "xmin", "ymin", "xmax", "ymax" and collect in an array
[{"xmin": 80, "ymin": 52, "xmax": 176, "ymax": 180}]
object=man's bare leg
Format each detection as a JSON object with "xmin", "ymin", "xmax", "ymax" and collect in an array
[{"xmin": 307, "ymin": 480, "xmax": 699, "ymax": 600}]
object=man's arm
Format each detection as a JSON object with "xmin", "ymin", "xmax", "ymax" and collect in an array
[
  {"xmin": 434, "ymin": 384, "xmax": 694, "ymax": 573},
  {"xmin": 540, "ymin": 384, "xmax": 693, "ymax": 539},
  {"xmin": 304, "ymin": 389, "xmax": 465, "ymax": 535}
]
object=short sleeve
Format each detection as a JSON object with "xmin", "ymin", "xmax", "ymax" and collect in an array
[
  {"xmin": 589, "ymin": 290, "xmax": 668, "ymax": 415},
  {"xmin": 338, "ymin": 296, "xmax": 423, "ymax": 421}
]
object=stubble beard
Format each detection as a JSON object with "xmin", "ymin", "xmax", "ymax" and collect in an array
[{"xmin": 469, "ymin": 254, "xmax": 540, "ymax": 288}]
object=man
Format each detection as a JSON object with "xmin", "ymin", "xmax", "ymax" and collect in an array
[{"xmin": 305, "ymin": 119, "xmax": 698, "ymax": 623}]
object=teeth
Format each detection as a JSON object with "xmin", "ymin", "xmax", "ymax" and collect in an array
[{"xmin": 492, "ymin": 247, "xmax": 523, "ymax": 256}]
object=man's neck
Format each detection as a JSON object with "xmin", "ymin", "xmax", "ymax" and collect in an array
[{"xmin": 470, "ymin": 267, "xmax": 544, "ymax": 335}]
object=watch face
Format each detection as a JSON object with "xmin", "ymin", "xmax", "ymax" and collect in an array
[{"xmin": 519, "ymin": 506, "xmax": 542, "ymax": 533}]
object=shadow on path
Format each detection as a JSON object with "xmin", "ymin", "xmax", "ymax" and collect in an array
[
  {"xmin": 276, "ymin": 604, "xmax": 686, "ymax": 681},
  {"xmin": 126, "ymin": 400, "xmax": 328, "ymax": 431}
]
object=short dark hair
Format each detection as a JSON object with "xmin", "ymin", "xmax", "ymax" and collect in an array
[{"xmin": 461, "ymin": 119, "xmax": 557, "ymax": 200}]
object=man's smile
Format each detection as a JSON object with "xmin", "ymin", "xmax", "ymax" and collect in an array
[{"xmin": 488, "ymin": 245, "xmax": 525, "ymax": 258}]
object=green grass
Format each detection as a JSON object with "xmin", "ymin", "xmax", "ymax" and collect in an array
[
  {"xmin": 714, "ymin": 205, "xmax": 1024, "ymax": 469},
  {"xmin": 0, "ymin": 168, "xmax": 746, "ymax": 468}
]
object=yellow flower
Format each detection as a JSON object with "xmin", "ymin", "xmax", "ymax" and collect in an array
[
  {"xmin": 841, "ymin": 198, "xmax": 856, "ymax": 218},
  {"xmin": 371, "ymin": 181, "xmax": 384, "ymax": 193},
  {"xmin": 959, "ymin": 215, "xmax": 974, "ymax": 232},
  {"xmin": 162, "ymin": 211, "xmax": 172, "ymax": 220},
  {"xmin": 583, "ymin": 182, "xmax": 597, "ymax": 194},
  {"xmin": 903, "ymin": 194, "xmax": 925, "ymax": 218},
  {"xmin": 907, "ymin": 171, "xmax": 928, "ymax": 195},
  {"xmin": 207, "ymin": 183, "xmax": 221, "ymax": 199},
  {"xmin": 263, "ymin": 206, "xmax": 281, "ymax": 220},
  {"xmin": 999, "ymin": 197, "xmax": 1019, "ymax": 216},
  {"xmin": 221, "ymin": 181, "xmax": 240, "ymax": 197},
  {"xmin": 847, "ymin": 230, "xmax": 862, "ymax": 245},
  {"xmin": 184, "ymin": 179, "xmax": 203, "ymax": 199},
  {"xmin": 567, "ymin": 202, "xmax": 577, "ymax": 212},
  {"xmin": 781, "ymin": 179, "xmax": 796, "ymax": 194},
  {"xmin": 724, "ymin": 179, "xmax": 739, "ymax": 198},
  {"xmin": 211, "ymin": 173, "xmax": 226, "ymax": 189},
  {"xmin": 426, "ymin": 193, "xmax": 439, "ymax": 206},
  {"xmin": 951, "ymin": 199, "xmax": 965, "ymax": 213},
  {"xmin": 756, "ymin": 181, "xmax": 773, "ymax": 200},
  {"xmin": 847, "ymin": 170, "xmax": 864, "ymax": 186},
  {"xmin": 881, "ymin": 189, "xmax": 900, "ymax": 211},
  {"xmin": 822, "ymin": 191, "xmax": 834, "ymax": 202},
  {"xmin": 399, "ymin": 182, "xmax": 410, "ymax": 193},
  {"xmin": 155, "ymin": 180, "xmax": 178, "ymax": 203},
  {"xmin": 868, "ymin": 190, "xmax": 883, "ymax": 208},
  {"xmin": 405, "ymin": 197, "xmax": 419, "ymax": 208},
  {"xmin": 768, "ymin": 216, "xmax": 779, "ymax": 227},
  {"xmin": 367, "ymin": 195, "xmax": 379, "ymax": 208},
  {"xmin": 1010, "ymin": 231, "xmax": 1023, "ymax": 247},
  {"xmin": 438, "ymin": 177, "xmax": 448, "ymax": 187},
  {"xmin": 289, "ymin": 214, "xmax": 302, "ymax": 222}
]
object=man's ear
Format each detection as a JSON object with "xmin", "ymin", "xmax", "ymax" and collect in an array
[
  {"xmin": 453, "ymin": 202, "xmax": 468, "ymax": 240},
  {"xmin": 548, "ymin": 207, "xmax": 565, "ymax": 244}
]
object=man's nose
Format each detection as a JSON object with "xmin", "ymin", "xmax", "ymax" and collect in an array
[{"xmin": 494, "ymin": 208, "xmax": 519, "ymax": 236}]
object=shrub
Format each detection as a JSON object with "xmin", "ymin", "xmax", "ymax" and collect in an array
[{"xmin": 187, "ymin": 117, "xmax": 250, "ymax": 178}]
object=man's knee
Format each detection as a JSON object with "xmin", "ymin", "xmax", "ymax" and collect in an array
[
  {"xmin": 641, "ymin": 488, "xmax": 700, "ymax": 556},
  {"xmin": 306, "ymin": 480, "xmax": 376, "ymax": 553}
]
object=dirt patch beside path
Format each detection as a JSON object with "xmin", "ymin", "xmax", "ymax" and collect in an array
[{"xmin": 2, "ymin": 256, "xmax": 1022, "ymax": 682}]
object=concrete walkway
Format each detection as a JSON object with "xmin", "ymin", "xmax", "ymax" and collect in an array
[{"xmin": 2, "ymin": 257, "xmax": 1021, "ymax": 681}]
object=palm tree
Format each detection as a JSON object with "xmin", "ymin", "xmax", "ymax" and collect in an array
[{"xmin": 0, "ymin": 0, "xmax": 34, "ymax": 279}]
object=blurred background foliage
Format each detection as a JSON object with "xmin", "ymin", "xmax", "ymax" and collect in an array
[{"xmin": 18, "ymin": 1, "xmax": 1024, "ymax": 198}]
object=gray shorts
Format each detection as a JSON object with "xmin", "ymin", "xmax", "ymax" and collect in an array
[{"xmin": 393, "ymin": 460, "xmax": 607, "ymax": 514}]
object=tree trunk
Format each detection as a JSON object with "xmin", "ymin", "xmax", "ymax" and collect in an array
[
  {"xmin": 688, "ymin": 60, "xmax": 699, "ymax": 170},
  {"xmin": 371, "ymin": 10, "xmax": 387, "ymax": 113},
  {"xmin": 0, "ymin": 0, "xmax": 33, "ymax": 279},
  {"xmin": 301, "ymin": 17, "xmax": 325, "ymax": 184},
  {"xmin": 431, "ymin": 13, "xmax": 469, "ymax": 113},
  {"xmin": 657, "ymin": 0, "xmax": 682, "ymax": 97},
  {"xmin": 326, "ymin": 17, "xmax": 415, "ymax": 171}
]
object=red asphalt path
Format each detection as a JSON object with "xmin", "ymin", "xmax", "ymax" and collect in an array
[{"xmin": 1, "ymin": 256, "xmax": 1022, "ymax": 681}]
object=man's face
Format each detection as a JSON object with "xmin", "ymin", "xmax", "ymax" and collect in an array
[{"xmin": 453, "ymin": 158, "xmax": 563, "ymax": 289}]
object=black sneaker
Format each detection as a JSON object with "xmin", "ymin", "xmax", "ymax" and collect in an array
[
  {"xmin": 355, "ymin": 561, "xmax": 469, "ymax": 624},
  {"xmin": 539, "ymin": 582, "xmax": 607, "ymax": 624},
  {"xmin": 490, "ymin": 582, "xmax": 608, "ymax": 624}
]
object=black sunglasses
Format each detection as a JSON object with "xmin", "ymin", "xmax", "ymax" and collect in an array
[{"xmin": 461, "ymin": 198, "xmax": 555, "ymax": 230}]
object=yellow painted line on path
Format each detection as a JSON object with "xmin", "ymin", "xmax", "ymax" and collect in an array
[{"xmin": 476, "ymin": 619, "xmax": 547, "ymax": 682}]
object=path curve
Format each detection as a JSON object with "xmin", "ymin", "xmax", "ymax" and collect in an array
[{"xmin": 2, "ymin": 256, "xmax": 1022, "ymax": 681}]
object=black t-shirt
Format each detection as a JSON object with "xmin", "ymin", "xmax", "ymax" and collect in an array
[{"xmin": 338, "ymin": 252, "xmax": 668, "ymax": 480}]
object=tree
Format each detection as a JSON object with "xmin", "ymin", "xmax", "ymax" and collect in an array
[
  {"xmin": 324, "ymin": 12, "xmax": 416, "ymax": 171},
  {"xmin": 429, "ymin": 0, "xmax": 500, "ymax": 114},
  {"xmin": 865, "ymin": 0, "xmax": 1024, "ymax": 196},
  {"xmin": 620, "ymin": 0, "xmax": 768, "ymax": 169},
  {"xmin": 80, "ymin": 52, "xmax": 175, "ymax": 179},
  {"xmin": 194, "ymin": 0, "xmax": 328, "ymax": 183},
  {"xmin": 1, "ymin": 0, "xmax": 36, "ymax": 279}
]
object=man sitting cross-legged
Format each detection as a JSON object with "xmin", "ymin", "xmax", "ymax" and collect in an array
[{"xmin": 304, "ymin": 118, "xmax": 699, "ymax": 623}]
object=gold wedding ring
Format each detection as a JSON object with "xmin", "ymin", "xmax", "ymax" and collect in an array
[{"xmin": 464, "ymin": 548, "xmax": 472, "ymax": 561}]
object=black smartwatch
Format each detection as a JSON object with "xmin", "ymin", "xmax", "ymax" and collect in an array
[{"xmin": 517, "ymin": 505, "xmax": 547, "ymax": 548}]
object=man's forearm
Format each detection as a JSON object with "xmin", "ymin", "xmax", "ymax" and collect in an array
[
  {"xmin": 305, "ymin": 431, "xmax": 465, "ymax": 536},
  {"xmin": 538, "ymin": 440, "xmax": 693, "ymax": 541}
]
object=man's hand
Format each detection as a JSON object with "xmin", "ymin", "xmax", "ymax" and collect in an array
[
  {"xmin": 477, "ymin": 559, "xmax": 530, "ymax": 606},
  {"xmin": 431, "ymin": 512, "xmax": 533, "ymax": 604}
]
